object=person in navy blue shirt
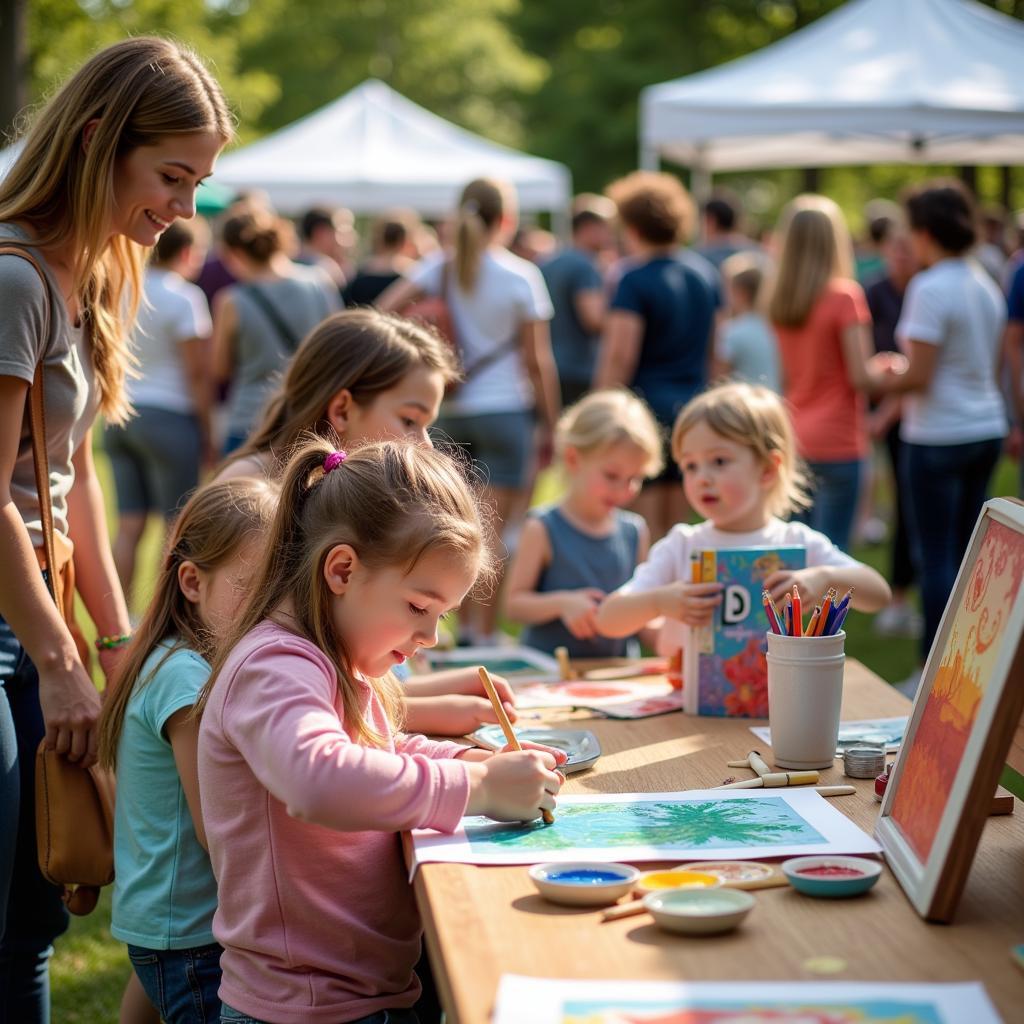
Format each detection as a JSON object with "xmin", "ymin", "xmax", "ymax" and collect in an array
[{"xmin": 595, "ymin": 171, "xmax": 716, "ymax": 542}]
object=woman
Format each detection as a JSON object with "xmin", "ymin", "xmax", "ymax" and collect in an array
[
  {"xmin": 378, "ymin": 178, "xmax": 559, "ymax": 646},
  {"xmin": 766, "ymin": 195, "xmax": 875, "ymax": 552},
  {"xmin": 594, "ymin": 171, "xmax": 717, "ymax": 543},
  {"xmin": 0, "ymin": 37, "xmax": 230, "ymax": 1020},
  {"xmin": 211, "ymin": 206, "xmax": 340, "ymax": 454},
  {"xmin": 869, "ymin": 181, "xmax": 1007, "ymax": 670}
]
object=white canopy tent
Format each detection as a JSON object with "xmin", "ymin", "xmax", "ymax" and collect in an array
[
  {"xmin": 215, "ymin": 79, "xmax": 571, "ymax": 221},
  {"xmin": 641, "ymin": 0, "xmax": 1024, "ymax": 181}
]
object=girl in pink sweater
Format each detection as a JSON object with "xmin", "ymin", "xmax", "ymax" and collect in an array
[{"xmin": 197, "ymin": 438, "xmax": 564, "ymax": 1024}]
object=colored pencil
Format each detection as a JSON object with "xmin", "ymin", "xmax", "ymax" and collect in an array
[
  {"xmin": 815, "ymin": 588, "xmax": 836, "ymax": 637},
  {"xmin": 791, "ymin": 585, "xmax": 802, "ymax": 637},
  {"xmin": 783, "ymin": 594, "xmax": 793, "ymax": 636},
  {"xmin": 806, "ymin": 605, "xmax": 821, "ymax": 636},
  {"xmin": 478, "ymin": 666, "xmax": 555, "ymax": 824},
  {"xmin": 762, "ymin": 590, "xmax": 782, "ymax": 634},
  {"xmin": 830, "ymin": 605, "xmax": 850, "ymax": 635}
]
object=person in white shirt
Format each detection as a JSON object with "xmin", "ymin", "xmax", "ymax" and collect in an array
[
  {"xmin": 868, "ymin": 181, "xmax": 1008, "ymax": 681},
  {"xmin": 105, "ymin": 219, "xmax": 213, "ymax": 605},
  {"xmin": 379, "ymin": 177, "xmax": 560, "ymax": 645},
  {"xmin": 597, "ymin": 382, "xmax": 890, "ymax": 666}
]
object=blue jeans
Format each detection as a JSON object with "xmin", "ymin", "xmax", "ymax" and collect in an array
[
  {"xmin": 901, "ymin": 437, "xmax": 1002, "ymax": 658},
  {"xmin": 0, "ymin": 614, "xmax": 70, "ymax": 1024},
  {"xmin": 798, "ymin": 459, "xmax": 865, "ymax": 553},
  {"xmin": 221, "ymin": 1005, "xmax": 419, "ymax": 1024},
  {"xmin": 128, "ymin": 943, "xmax": 223, "ymax": 1024}
]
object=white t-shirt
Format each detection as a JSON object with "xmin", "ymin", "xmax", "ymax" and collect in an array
[
  {"xmin": 128, "ymin": 268, "xmax": 212, "ymax": 415},
  {"xmin": 618, "ymin": 517, "xmax": 858, "ymax": 656},
  {"xmin": 409, "ymin": 248, "xmax": 553, "ymax": 415},
  {"xmin": 896, "ymin": 258, "xmax": 1007, "ymax": 445}
]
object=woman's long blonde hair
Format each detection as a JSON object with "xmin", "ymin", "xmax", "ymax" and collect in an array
[
  {"xmin": 97, "ymin": 477, "xmax": 278, "ymax": 769},
  {"xmin": 766, "ymin": 194, "xmax": 854, "ymax": 329},
  {"xmin": 0, "ymin": 37, "xmax": 233, "ymax": 423},
  {"xmin": 197, "ymin": 438, "xmax": 494, "ymax": 745},
  {"xmin": 454, "ymin": 178, "xmax": 511, "ymax": 291},
  {"xmin": 222, "ymin": 309, "xmax": 458, "ymax": 474}
]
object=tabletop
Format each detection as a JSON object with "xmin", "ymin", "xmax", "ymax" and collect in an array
[{"xmin": 412, "ymin": 659, "xmax": 1024, "ymax": 1024}]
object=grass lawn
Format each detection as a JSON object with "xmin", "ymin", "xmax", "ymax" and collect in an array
[{"xmin": 49, "ymin": 443, "xmax": 1019, "ymax": 1021}]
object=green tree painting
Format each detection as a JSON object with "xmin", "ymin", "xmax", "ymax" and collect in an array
[{"xmin": 465, "ymin": 797, "xmax": 824, "ymax": 853}]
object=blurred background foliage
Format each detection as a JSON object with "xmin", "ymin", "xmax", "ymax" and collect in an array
[{"xmin": 9, "ymin": 0, "xmax": 1024, "ymax": 227}]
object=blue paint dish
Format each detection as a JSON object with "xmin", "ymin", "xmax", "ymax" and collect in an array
[
  {"xmin": 529, "ymin": 861, "xmax": 639, "ymax": 907},
  {"xmin": 547, "ymin": 869, "xmax": 625, "ymax": 885}
]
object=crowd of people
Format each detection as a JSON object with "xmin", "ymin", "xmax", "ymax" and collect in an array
[{"xmin": 2, "ymin": 34, "xmax": 1022, "ymax": 1024}]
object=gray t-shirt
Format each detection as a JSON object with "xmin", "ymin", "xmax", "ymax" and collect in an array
[
  {"xmin": 0, "ymin": 222, "xmax": 98, "ymax": 546},
  {"xmin": 541, "ymin": 247, "xmax": 602, "ymax": 390},
  {"xmin": 225, "ymin": 267, "xmax": 340, "ymax": 439}
]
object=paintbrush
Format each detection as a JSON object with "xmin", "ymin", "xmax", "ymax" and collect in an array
[{"xmin": 478, "ymin": 666, "xmax": 555, "ymax": 825}]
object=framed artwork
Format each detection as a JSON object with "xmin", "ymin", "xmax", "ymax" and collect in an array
[{"xmin": 877, "ymin": 497, "xmax": 1024, "ymax": 921}]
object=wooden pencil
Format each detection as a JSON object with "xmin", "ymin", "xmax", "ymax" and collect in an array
[{"xmin": 477, "ymin": 666, "xmax": 555, "ymax": 824}]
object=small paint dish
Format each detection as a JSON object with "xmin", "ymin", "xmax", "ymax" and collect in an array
[
  {"xmin": 529, "ymin": 862, "xmax": 639, "ymax": 907},
  {"xmin": 642, "ymin": 888, "xmax": 755, "ymax": 936},
  {"xmin": 634, "ymin": 869, "xmax": 722, "ymax": 896},
  {"xmin": 782, "ymin": 856, "xmax": 883, "ymax": 898},
  {"xmin": 686, "ymin": 860, "xmax": 778, "ymax": 890}
]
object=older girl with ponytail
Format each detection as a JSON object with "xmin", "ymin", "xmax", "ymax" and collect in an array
[
  {"xmin": 0, "ymin": 37, "xmax": 230, "ymax": 1018},
  {"xmin": 379, "ymin": 178, "xmax": 561, "ymax": 646}
]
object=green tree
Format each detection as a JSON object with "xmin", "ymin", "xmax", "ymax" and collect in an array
[
  {"xmin": 236, "ymin": 0, "xmax": 546, "ymax": 147},
  {"xmin": 12, "ymin": 0, "xmax": 278, "ymax": 141}
]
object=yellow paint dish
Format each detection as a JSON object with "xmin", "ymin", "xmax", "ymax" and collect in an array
[{"xmin": 635, "ymin": 870, "xmax": 722, "ymax": 895}]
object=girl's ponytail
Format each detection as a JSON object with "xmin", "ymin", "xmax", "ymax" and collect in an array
[{"xmin": 453, "ymin": 178, "xmax": 508, "ymax": 292}]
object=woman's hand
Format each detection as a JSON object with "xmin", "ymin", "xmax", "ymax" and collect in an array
[
  {"xmin": 653, "ymin": 581, "xmax": 723, "ymax": 626},
  {"xmin": 559, "ymin": 588, "xmax": 604, "ymax": 639},
  {"xmin": 38, "ymin": 660, "xmax": 102, "ymax": 766}
]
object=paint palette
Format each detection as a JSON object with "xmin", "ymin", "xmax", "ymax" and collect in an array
[
  {"xmin": 782, "ymin": 855, "xmax": 883, "ymax": 898},
  {"xmin": 468, "ymin": 726, "xmax": 601, "ymax": 774},
  {"xmin": 643, "ymin": 888, "xmax": 756, "ymax": 935},
  {"xmin": 529, "ymin": 861, "xmax": 639, "ymax": 906}
]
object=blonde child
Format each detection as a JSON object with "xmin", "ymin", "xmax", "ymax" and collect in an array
[
  {"xmin": 714, "ymin": 252, "xmax": 780, "ymax": 393},
  {"xmin": 98, "ymin": 477, "xmax": 278, "ymax": 1024},
  {"xmin": 597, "ymin": 382, "xmax": 890, "ymax": 657},
  {"xmin": 217, "ymin": 307, "xmax": 520, "ymax": 736},
  {"xmin": 504, "ymin": 389, "xmax": 662, "ymax": 656},
  {"xmin": 197, "ymin": 439, "xmax": 566, "ymax": 1024}
]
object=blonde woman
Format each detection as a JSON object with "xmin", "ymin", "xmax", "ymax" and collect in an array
[
  {"xmin": 379, "ymin": 178, "xmax": 560, "ymax": 645},
  {"xmin": 0, "ymin": 37, "xmax": 230, "ymax": 1018},
  {"xmin": 765, "ymin": 195, "xmax": 876, "ymax": 551}
]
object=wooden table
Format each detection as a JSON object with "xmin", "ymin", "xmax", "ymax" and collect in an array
[{"xmin": 412, "ymin": 661, "xmax": 1024, "ymax": 1023}]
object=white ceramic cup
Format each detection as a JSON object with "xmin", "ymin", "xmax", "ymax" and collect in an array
[{"xmin": 766, "ymin": 630, "xmax": 845, "ymax": 770}]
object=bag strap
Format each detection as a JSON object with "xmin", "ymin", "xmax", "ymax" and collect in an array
[
  {"xmin": 243, "ymin": 283, "xmax": 302, "ymax": 354},
  {"xmin": 460, "ymin": 332, "xmax": 520, "ymax": 384},
  {"xmin": 0, "ymin": 244, "xmax": 60, "ymax": 613}
]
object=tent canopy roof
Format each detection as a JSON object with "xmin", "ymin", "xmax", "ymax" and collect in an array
[
  {"xmin": 641, "ymin": 0, "xmax": 1024, "ymax": 170},
  {"xmin": 216, "ymin": 79, "xmax": 571, "ymax": 216}
]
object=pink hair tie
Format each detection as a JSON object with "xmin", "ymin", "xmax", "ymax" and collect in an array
[{"xmin": 323, "ymin": 450, "xmax": 347, "ymax": 474}]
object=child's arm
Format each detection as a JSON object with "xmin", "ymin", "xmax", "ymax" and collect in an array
[
  {"xmin": 504, "ymin": 517, "xmax": 605, "ymax": 640},
  {"xmin": 403, "ymin": 694, "xmax": 518, "ymax": 737},
  {"xmin": 765, "ymin": 563, "xmax": 891, "ymax": 613},
  {"xmin": 166, "ymin": 707, "xmax": 207, "ymax": 851},
  {"xmin": 597, "ymin": 582, "xmax": 723, "ymax": 637}
]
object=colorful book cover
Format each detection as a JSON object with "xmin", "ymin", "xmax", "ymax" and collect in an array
[{"xmin": 683, "ymin": 546, "xmax": 806, "ymax": 717}]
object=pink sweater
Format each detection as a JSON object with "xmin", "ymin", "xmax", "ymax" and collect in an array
[{"xmin": 198, "ymin": 621, "xmax": 472, "ymax": 1024}]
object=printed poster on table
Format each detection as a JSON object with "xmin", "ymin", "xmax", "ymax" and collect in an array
[
  {"xmin": 410, "ymin": 789, "xmax": 880, "ymax": 871},
  {"xmin": 492, "ymin": 976, "xmax": 1002, "ymax": 1024}
]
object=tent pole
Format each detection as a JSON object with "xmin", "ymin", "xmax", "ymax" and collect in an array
[
  {"xmin": 639, "ymin": 144, "xmax": 659, "ymax": 171},
  {"xmin": 690, "ymin": 160, "xmax": 712, "ymax": 202}
]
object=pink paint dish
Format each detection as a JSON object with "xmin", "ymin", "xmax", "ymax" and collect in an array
[{"xmin": 781, "ymin": 856, "xmax": 882, "ymax": 898}]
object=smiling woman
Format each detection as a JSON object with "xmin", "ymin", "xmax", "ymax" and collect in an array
[{"xmin": 0, "ymin": 36, "xmax": 230, "ymax": 1024}]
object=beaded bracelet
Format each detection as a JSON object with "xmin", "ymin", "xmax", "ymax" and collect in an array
[{"xmin": 94, "ymin": 632, "xmax": 132, "ymax": 651}]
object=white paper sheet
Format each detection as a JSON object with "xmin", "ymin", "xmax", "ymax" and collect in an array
[
  {"xmin": 410, "ymin": 788, "xmax": 880, "ymax": 871},
  {"xmin": 492, "ymin": 976, "xmax": 1002, "ymax": 1024}
]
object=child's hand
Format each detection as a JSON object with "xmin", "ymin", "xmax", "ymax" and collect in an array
[
  {"xmin": 559, "ymin": 588, "xmax": 605, "ymax": 639},
  {"xmin": 446, "ymin": 694, "xmax": 519, "ymax": 735},
  {"xmin": 467, "ymin": 749, "xmax": 563, "ymax": 822},
  {"xmin": 654, "ymin": 581, "xmax": 723, "ymax": 625},
  {"xmin": 764, "ymin": 567, "xmax": 831, "ymax": 608}
]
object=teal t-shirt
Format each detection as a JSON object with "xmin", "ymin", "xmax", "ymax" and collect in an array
[{"xmin": 111, "ymin": 642, "xmax": 217, "ymax": 950}]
